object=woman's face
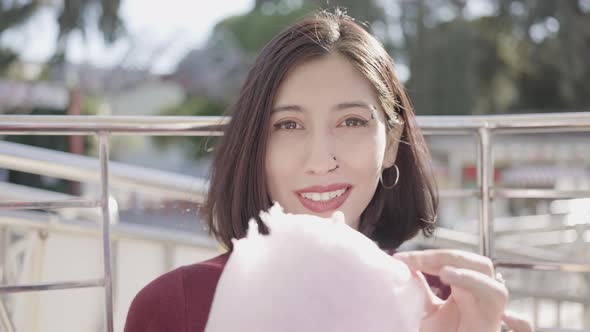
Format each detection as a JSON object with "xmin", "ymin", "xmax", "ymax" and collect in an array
[{"xmin": 265, "ymin": 52, "xmax": 402, "ymax": 230}]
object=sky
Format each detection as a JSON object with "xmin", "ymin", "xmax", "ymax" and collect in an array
[{"xmin": 1, "ymin": 0, "xmax": 254, "ymax": 74}]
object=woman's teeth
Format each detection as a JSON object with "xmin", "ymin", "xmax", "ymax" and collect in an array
[{"xmin": 300, "ymin": 188, "xmax": 347, "ymax": 202}]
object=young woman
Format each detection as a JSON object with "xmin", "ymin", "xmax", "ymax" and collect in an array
[{"xmin": 125, "ymin": 10, "xmax": 531, "ymax": 332}]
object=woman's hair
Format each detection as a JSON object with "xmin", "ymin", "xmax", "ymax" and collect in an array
[{"xmin": 202, "ymin": 9, "xmax": 438, "ymax": 251}]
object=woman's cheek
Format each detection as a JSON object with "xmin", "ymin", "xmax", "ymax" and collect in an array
[
  {"xmin": 337, "ymin": 132, "xmax": 384, "ymax": 170},
  {"xmin": 266, "ymin": 136, "xmax": 303, "ymax": 179}
]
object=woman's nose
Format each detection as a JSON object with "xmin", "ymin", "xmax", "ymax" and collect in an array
[{"xmin": 303, "ymin": 132, "xmax": 339, "ymax": 175}]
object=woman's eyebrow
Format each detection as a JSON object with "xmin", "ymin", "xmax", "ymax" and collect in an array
[
  {"xmin": 333, "ymin": 101, "xmax": 376, "ymax": 112},
  {"xmin": 271, "ymin": 101, "xmax": 375, "ymax": 113},
  {"xmin": 271, "ymin": 105, "xmax": 303, "ymax": 113}
]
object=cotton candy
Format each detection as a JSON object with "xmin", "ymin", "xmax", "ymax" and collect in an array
[{"xmin": 205, "ymin": 202, "xmax": 426, "ymax": 332}]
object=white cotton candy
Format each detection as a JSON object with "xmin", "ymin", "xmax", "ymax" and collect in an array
[{"xmin": 204, "ymin": 202, "xmax": 425, "ymax": 332}]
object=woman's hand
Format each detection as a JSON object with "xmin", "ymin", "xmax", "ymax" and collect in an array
[{"xmin": 394, "ymin": 249, "xmax": 531, "ymax": 332}]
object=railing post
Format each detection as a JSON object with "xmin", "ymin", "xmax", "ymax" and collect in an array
[
  {"xmin": 477, "ymin": 126, "xmax": 493, "ymax": 257},
  {"xmin": 0, "ymin": 298, "xmax": 16, "ymax": 332},
  {"xmin": 0, "ymin": 227, "xmax": 5, "ymax": 284},
  {"xmin": 99, "ymin": 132, "xmax": 114, "ymax": 332}
]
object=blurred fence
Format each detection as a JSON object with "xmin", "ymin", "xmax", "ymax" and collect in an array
[{"xmin": 0, "ymin": 113, "xmax": 589, "ymax": 331}]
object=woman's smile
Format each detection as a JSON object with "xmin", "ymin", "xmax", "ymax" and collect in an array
[{"xmin": 294, "ymin": 183, "xmax": 353, "ymax": 213}]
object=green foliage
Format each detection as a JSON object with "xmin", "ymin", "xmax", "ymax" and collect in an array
[
  {"xmin": 81, "ymin": 95, "xmax": 106, "ymax": 115},
  {"xmin": 0, "ymin": 1, "xmax": 39, "ymax": 72},
  {"xmin": 400, "ymin": 0, "xmax": 590, "ymax": 115},
  {"xmin": 306, "ymin": 0, "xmax": 386, "ymax": 24},
  {"xmin": 57, "ymin": 0, "xmax": 123, "ymax": 44},
  {"xmin": 216, "ymin": 0, "xmax": 388, "ymax": 55},
  {"xmin": 159, "ymin": 97, "xmax": 226, "ymax": 117},
  {"xmin": 0, "ymin": 0, "xmax": 38, "ymax": 33},
  {"xmin": 220, "ymin": 0, "xmax": 586, "ymax": 116},
  {"xmin": 0, "ymin": 48, "xmax": 17, "ymax": 75},
  {"xmin": 0, "ymin": 0, "xmax": 123, "ymax": 70},
  {"xmin": 213, "ymin": 5, "xmax": 313, "ymax": 54},
  {"xmin": 153, "ymin": 97, "xmax": 227, "ymax": 160}
]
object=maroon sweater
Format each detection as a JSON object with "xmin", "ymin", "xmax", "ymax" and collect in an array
[{"xmin": 124, "ymin": 252, "xmax": 450, "ymax": 332}]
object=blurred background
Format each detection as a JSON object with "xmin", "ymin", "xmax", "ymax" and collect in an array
[{"xmin": 0, "ymin": 0, "xmax": 589, "ymax": 331}]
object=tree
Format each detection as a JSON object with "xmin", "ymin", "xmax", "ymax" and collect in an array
[
  {"xmin": 396, "ymin": 0, "xmax": 590, "ymax": 115},
  {"xmin": 0, "ymin": 0, "xmax": 39, "ymax": 73},
  {"xmin": 0, "ymin": 0, "xmax": 124, "ymax": 71},
  {"xmin": 56, "ymin": 0, "xmax": 123, "ymax": 48},
  {"xmin": 213, "ymin": 3, "xmax": 312, "ymax": 54},
  {"xmin": 216, "ymin": 0, "xmax": 389, "ymax": 55}
]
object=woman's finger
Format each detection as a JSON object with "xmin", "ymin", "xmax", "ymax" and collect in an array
[
  {"xmin": 502, "ymin": 311, "xmax": 533, "ymax": 332},
  {"xmin": 413, "ymin": 270, "xmax": 445, "ymax": 316},
  {"xmin": 439, "ymin": 266, "xmax": 508, "ymax": 314},
  {"xmin": 394, "ymin": 249, "xmax": 495, "ymax": 277}
]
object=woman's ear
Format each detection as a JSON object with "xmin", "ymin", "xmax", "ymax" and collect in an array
[{"xmin": 382, "ymin": 125, "xmax": 403, "ymax": 169}]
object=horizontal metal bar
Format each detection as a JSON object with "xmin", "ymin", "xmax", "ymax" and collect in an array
[
  {"xmin": 0, "ymin": 211, "xmax": 218, "ymax": 248},
  {"xmin": 0, "ymin": 181, "xmax": 89, "ymax": 201},
  {"xmin": 0, "ymin": 128, "xmax": 224, "ymax": 136},
  {"xmin": 495, "ymin": 223, "xmax": 586, "ymax": 236},
  {"xmin": 494, "ymin": 259, "xmax": 590, "ymax": 273},
  {"xmin": 410, "ymin": 227, "xmax": 569, "ymax": 262},
  {"xmin": 0, "ymin": 199, "xmax": 101, "ymax": 210},
  {"xmin": 0, "ymin": 115, "xmax": 227, "ymax": 135},
  {"xmin": 438, "ymin": 188, "xmax": 590, "ymax": 199},
  {"xmin": 494, "ymin": 188, "xmax": 590, "ymax": 199},
  {"xmin": 0, "ymin": 279, "xmax": 103, "ymax": 294},
  {"xmin": 438, "ymin": 189, "xmax": 480, "ymax": 198},
  {"xmin": 509, "ymin": 288, "xmax": 590, "ymax": 304},
  {"xmin": 494, "ymin": 127, "xmax": 590, "ymax": 134},
  {"xmin": 0, "ymin": 140, "xmax": 208, "ymax": 202},
  {"xmin": 0, "ymin": 113, "xmax": 589, "ymax": 135},
  {"xmin": 421, "ymin": 129, "xmax": 478, "ymax": 136},
  {"xmin": 419, "ymin": 112, "xmax": 590, "ymax": 130}
]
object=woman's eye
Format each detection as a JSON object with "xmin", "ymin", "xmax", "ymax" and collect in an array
[
  {"xmin": 341, "ymin": 118, "xmax": 369, "ymax": 127},
  {"xmin": 274, "ymin": 120, "xmax": 301, "ymax": 130}
]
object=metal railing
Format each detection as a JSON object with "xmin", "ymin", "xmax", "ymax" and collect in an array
[{"xmin": 1, "ymin": 113, "xmax": 590, "ymax": 332}]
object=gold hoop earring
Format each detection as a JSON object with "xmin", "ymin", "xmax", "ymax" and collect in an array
[{"xmin": 380, "ymin": 164, "xmax": 399, "ymax": 189}]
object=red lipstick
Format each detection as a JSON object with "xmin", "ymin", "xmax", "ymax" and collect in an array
[{"xmin": 294, "ymin": 183, "xmax": 352, "ymax": 213}]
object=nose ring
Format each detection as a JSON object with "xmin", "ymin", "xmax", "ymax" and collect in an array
[{"xmin": 331, "ymin": 155, "xmax": 339, "ymax": 170}]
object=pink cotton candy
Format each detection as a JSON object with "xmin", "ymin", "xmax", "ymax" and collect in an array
[{"xmin": 205, "ymin": 202, "xmax": 426, "ymax": 332}]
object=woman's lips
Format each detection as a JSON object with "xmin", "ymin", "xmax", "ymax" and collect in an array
[{"xmin": 295, "ymin": 186, "xmax": 352, "ymax": 213}]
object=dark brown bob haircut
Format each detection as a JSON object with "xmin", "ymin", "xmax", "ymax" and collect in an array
[{"xmin": 203, "ymin": 9, "xmax": 438, "ymax": 251}]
